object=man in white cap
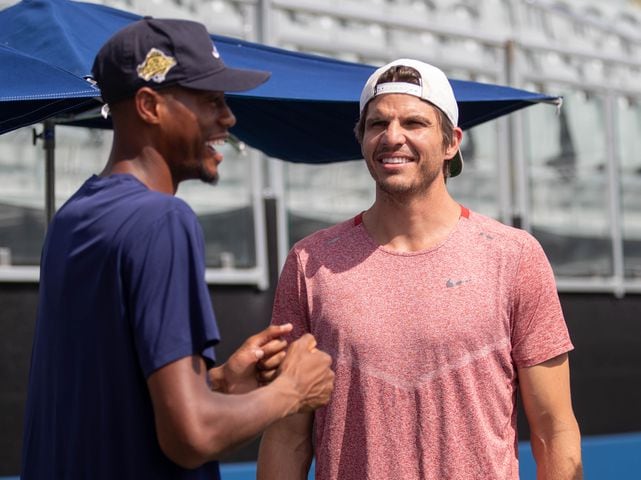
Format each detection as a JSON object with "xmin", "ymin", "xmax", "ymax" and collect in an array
[{"xmin": 257, "ymin": 59, "xmax": 582, "ymax": 479}]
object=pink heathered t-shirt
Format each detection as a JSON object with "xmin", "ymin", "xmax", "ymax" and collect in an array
[{"xmin": 272, "ymin": 209, "xmax": 573, "ymax": 480}]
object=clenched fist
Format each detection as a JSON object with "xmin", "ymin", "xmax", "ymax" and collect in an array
[{"xmin": 277, "ymin": 334, "xmax": 335, "ymax": 413}]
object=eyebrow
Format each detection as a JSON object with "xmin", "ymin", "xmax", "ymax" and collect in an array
[
  {"xmin": 366, "ymin": 112, "xmax": 433, "ymax": 124},
  {"xmin": 404, "ymin": 113, "xmax": 432, "ymax": 123}
]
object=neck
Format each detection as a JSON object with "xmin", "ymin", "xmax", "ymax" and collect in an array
[
  {"xmin": 101, "ymin": 138, "xmax": 177, "ymax": 195},
  {"xmin": 362, "ymin": 186, "xmax": 461, "ymax": 252}
]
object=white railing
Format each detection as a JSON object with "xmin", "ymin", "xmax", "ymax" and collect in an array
[{"xmin": 2, "ymin": 0, "xmax": 640, "ymax": 294}]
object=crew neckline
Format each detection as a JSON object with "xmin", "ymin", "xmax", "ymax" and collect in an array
[
  {"xmin": 353, "ymin": 205, "xmax": 470, "ymax": 256},
  {"xmin": 88, "ymin": 173, "xmax": 149, "ymax": 190}
]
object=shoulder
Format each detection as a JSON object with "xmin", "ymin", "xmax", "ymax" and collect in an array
[
  {"xmin": 135, "ymin": 194, "xmax": 201, "ymax": 242},
  {"xmin": 290, "ymin": 217, "xmax": 360, "ymax": 257},
  {"xmin": 64, "ymin": 174, "xmax": 198, "ymax": 224},
  {"xmin": 462, "ymin": 210, "xmax": 542, "ymax": 257},
  {"xmin": 91, "ymin": 177, "xmax": 201, "ymax": 247},
  {"xmin": 462, "ymin": 211, "xmax": 556, "ymax": 291},
  {"xmin": 114, "ymin": 191, "xmax": 199, "ymax": 247},
  {"xmin": 281, "ymin": 216, "xmax": 364, "ymax": 277},
  {"xmin": 138, "ymin": 192, "xmax": 196, "ymax": 222}
]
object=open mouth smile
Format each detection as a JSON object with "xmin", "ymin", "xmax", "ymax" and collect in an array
[
  {"xmin": 381, "ymin": 156, "xmax": 412, "ymax": 165},
  {"xmin": 205, "ymin": 138, "xmax": 227, "ymax": 154}
]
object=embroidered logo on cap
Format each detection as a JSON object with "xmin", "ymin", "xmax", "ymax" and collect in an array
[{"xmin": 136, "ymin": 48, "xmax": 177, "ymax": 83}]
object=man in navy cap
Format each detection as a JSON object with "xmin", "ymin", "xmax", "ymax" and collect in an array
[{"xmin": 21, "ymin": 18, "xmax": 334, "ymax": 480}]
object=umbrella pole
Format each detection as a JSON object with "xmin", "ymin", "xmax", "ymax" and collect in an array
[{"xmin": 43, "ymin": 119, "xmax": 56, "ymax": 228}]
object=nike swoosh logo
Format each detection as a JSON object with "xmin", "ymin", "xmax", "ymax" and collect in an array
[{"xmin": 446, "ymin": 278, "xmax": 471, "ymax": 288}]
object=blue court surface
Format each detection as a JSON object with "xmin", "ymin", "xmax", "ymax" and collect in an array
[{"xmin": 4, "ymin": 432, "xmax": 640, "ymax": 479}]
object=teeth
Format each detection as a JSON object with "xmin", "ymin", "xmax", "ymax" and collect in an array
[
  {"xmin": 382, "ymin": 157, "xmax": 410, "ymax": 164},
  {"xmin": 206, "ymin": 139, "xmax": 226, "ymax": 149}
]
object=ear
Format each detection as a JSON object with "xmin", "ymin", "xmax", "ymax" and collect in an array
[
  {"xmin": 134, "ymin": 87, "xmax": 163, "ymax": 125},
  {"xmin": 445, "ymin": 127, "xmax": 463, "ymax": 160}
]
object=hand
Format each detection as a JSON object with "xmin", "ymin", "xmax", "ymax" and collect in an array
[
  {"xmin": 209, "ymin": 324, "xmax": 293, "ymax": 394},
  {"xmin": 277, "ymin": 334, "xmax": 335, "ymax": 413}
]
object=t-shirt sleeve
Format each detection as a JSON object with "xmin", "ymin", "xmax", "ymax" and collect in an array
[
  {"xmin": 124, "ymin": 205, "xmax": 220, "ymax": 378},
  {"xmin": 510, "ymin": 234, "xmax": 573, "ymax": 368},
  {"xmin": 271, "ymin": 248, "xmax": 310, "ymax": 342}
]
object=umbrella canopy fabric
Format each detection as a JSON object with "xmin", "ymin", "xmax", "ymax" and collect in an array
[
  {"xmin": 0, "ymin": 44, "xmax": 99, "ymax": 134},
  {"xmin": 0, "ymin": 0, "xmax": 559, "ymax": 163}
]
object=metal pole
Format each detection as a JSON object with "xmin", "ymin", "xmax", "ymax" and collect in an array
[
  {"xmin": 256, "ymin": 0, "xmax": 290, "ymax": 280},
  {"xmin": 505, "ymin": 40, "xmax": 523, "ymax": 229},
  {"xmin": 43, "ymin": 119, "xmax": 56, "ymax": 228},
  {"xmin": 603, "ymin": 94, "xmax": 626, "ymax": 297},
  {"xmin": 257, "ymin": 0, "xmax": 272, "ymax": 46}
]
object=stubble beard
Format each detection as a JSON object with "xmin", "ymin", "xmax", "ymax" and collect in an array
[
  {"xmin": 368, "ymin": 160, "xmax": 441, "ymax": 199},
  {"xmin": 200, "ymin": 168, "xmax": 219, "ymax": 186},
  {"xmin": 198, "ymin": 155, "xmax": 220, "ymax": 186}
]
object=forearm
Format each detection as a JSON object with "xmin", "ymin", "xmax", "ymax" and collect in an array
[
  {"xmin": 151, "ymin": 369, "xmax": 301, "ymax": 468},
  {"xmin": 169, "ymin": 375, "xmax": 301, "ymax": 466},
  {"xmin": 257, "ymin": 413, "xmax": 314, "ymax": 480},
  {"xmin": 203, "ymin": 376, "xmax": 303, "ymax": 458},
  {"xmin": 531, "ymin": 422, "xmax": 582, "ymax": 480},
  {"xmin": 519, "ymin": 354, "xmax": 582, "ymax": 480},
  {"xmin": 150, "ymin": 336, "xmax": 333, "ymax": 469}
]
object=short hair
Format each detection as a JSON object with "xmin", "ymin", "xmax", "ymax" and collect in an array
[{"xmin": 354, "ymin": 65, "xmax": 455, "ymax": 176}]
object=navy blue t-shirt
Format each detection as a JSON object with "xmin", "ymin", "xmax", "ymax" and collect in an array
[{"xmin": 21, "ymin": 174, "xmax": 221, "ymax": 479}]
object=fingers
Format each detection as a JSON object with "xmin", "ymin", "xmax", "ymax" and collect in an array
[
  {"xmin": 260, "ymin": 338, "xmax": 288, "ymax": 358},
  {"xmin": 255, "ymin": 340, "xmax": 289, "ymax": 385},
  {"xmin": 245, "ymin": 324, "xmax": 292, "ymax": 361},
  {"xmin": 289, "ymin": 333, "xmax": 317, "ymax": 353},
  {"xmin": 258, "ymin": 350, "xmax": 286, "ymax": 371},
  {"xmin": 257, "ymin": 368, "xmax": 279, "ymax": 385},
  {"xmin": 251, "ymin": 331, "xmax": 289, "ymax": 366},
  {"xmin": 247, "ymin": 323, "xmax": 293, "ymax": 350},
  {"xmin": 254, "ymin": 333, "xmax": 327, "ymax": 391}
]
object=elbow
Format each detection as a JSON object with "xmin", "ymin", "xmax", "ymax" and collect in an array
[
  {"xmin": 157, "ymin": 431, "xmax": 207, "ymax": 469},
  {"xmin": 157, "ymin": 425, "xmax": 226, "ymax": 469}
]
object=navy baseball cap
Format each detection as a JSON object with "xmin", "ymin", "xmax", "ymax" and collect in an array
[{"xmin": 92, "ymin": 17, "xmax": 270, "ymax": 104}]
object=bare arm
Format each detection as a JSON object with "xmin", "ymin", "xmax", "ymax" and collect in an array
[
  {"xmin": 518, "ymin": 353, "xmax": 582, "ymax": 480},
  {"xmin": 257, "ymin": 412, "xmax": 314, "ymax": 480},
  {"xmin": 147, "ymin": 331, "xmax": 333, "ymax": 469}
]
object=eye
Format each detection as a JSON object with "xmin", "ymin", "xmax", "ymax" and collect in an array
[
  {"xmin": 204, "ymin": 94, "xmax": 226, "ymax": 108},
  {"xmin": 405, "ymin": 118, "xmax": 428, "ymax": 128},
  {"xmin": 367, "ymin": 120, "xmax": 387, "ymax": 129}
]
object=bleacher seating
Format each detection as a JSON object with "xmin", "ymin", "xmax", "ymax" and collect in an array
[{"xmin": 2, "ymin": 0, "xmax": 641, "ymax": 286}]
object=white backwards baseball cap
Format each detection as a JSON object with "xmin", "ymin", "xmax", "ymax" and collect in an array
[{"xmin": 359, "ymin": 58, "xmax": 463, "ymax": 177}]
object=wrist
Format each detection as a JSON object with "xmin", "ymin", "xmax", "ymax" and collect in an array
[{"xmin": 269, "ymin": 374, "xmax": 302, "ymax": 417}]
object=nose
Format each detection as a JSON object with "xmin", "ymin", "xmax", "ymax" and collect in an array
[
  {"xmin": 381, "ymin": 120, "xmax": 405, "ymax": 146},
  {"xmin": 219, "ymin": 98, "xmax": 237, "ymax": 129}
]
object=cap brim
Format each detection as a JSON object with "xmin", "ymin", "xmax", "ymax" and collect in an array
[
  {"xmin": 450, "ymin": 150, "xmax": 464, "ymax": 177},
  {"xmin": 181, "ymin": 66, "xmax": 271, "ymax": 93}
]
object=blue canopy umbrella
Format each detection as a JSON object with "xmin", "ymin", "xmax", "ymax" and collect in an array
[
  {"xmin": 0, "ymin": 42, "xmax": 100, "ymax": 220},
  {"xmin": 0, "ymin": 0, "xmax": 559, "ymax": 164},
  {"xmin": 0, "ymin": 44, "xmax": 98, "ymax": 134}
]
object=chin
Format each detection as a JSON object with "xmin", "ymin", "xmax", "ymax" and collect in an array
[
  {"xmin": 378, "ymin": 180, "xmax": 429, "ymax": 197},
  {"xmin": 198, "ymin": 161, "xmax": 220, "ymax": 185},
  {"xmin": 201, "ymin": 167, "xmax": 219, "ymax": 184},
  {"xmin": 377, "ymin": 179, "xmax": 413, "ymax": 193},
  {"xmin": 200, "ymin": 172, "xmax": 219, "ymax": 185}
]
